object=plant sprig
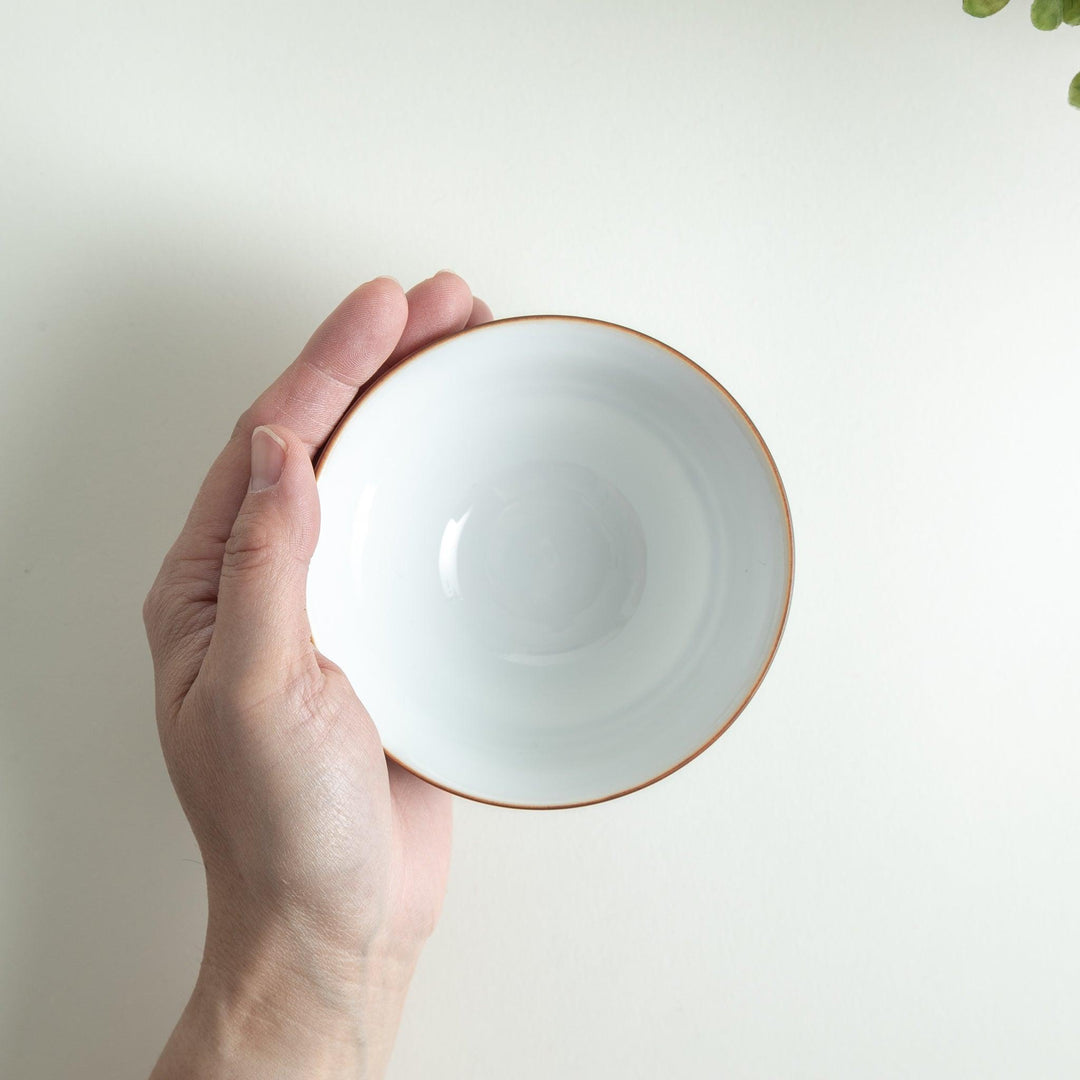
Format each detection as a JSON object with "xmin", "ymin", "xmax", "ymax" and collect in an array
[{"xmin": 963, "ymin": 0, "xmax": 1080, "ymax": 107}]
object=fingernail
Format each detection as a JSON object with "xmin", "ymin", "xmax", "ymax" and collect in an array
[{"xmin": 250, "ymin": 426, "xmax": 287, "ymax": 492}]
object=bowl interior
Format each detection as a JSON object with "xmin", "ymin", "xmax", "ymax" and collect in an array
[{"xmin": 308, "ymin": 317, "xmax": 792, "ymax": 807}]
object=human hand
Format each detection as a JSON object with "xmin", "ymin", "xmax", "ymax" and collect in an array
[{"xmin": 143, "ymin": 273, "xmax": 492, "ymax": 1079}]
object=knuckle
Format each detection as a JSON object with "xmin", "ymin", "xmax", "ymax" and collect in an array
[
  {"xmin": 230, "ymin": 406, "xmax": 255, "ymax": 442},
  {"xmin": 141, "ymin": 585, "xmax": 159, "ymax": 631},
  {"xmin": 141, "ymin": 574, "xmax": 216, "ymax": 660},
  {"xmin": 221, "ymin": 510, "xmax": 277, "ymax": 577},
  {"xmin": 142, "ymin": 577, "xmax": 174, "ymax": 642},
  {"xmin": 232, "ymin": 402, "xmax": 280, "ymax": 443}
]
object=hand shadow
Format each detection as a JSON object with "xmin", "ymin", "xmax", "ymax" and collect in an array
[{"xmin": 0, "ymin": 222, "xmax": 351, "ymax": 1078}]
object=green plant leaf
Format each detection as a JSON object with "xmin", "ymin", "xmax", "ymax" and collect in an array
[
  {"xmin": 1031, "ymin": 0, "xmax": 1064, "ymax": 28},
  {"xmin": 964, "ymin": 0, "xmax": 1011, "ymax": 14},
  {"xmin": 1064, "ymin": 0, "xmax": 1080, "ymax": 23},
  {"xmin": 1070, "ymin": 71, "xmax": 1080, "ymax": 106}
]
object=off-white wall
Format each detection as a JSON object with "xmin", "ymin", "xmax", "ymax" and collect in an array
[{"xmin": 2, "ymin": 2, "xmax": 1078, "ymax": 1076}]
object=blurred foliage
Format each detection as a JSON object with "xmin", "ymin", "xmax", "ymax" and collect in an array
[
  {"xmin": 1030, "ymin": 0, "xmax": 1063, "ymax": 30},
  {"xmin": 963, "ymin": 0, "xmax": 1079, "ymax": 108},
  {"xmin": 963, "ymin": 0, "xmax": 1012, "ymax": 15}
]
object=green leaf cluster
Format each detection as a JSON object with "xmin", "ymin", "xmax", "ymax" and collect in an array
[
  {"xmin": 963, "ymin": 0, "xmax": 1080, "ymax": 108},
  {"xmin": 963, "ymin": 0, "xmax": 1011, "ymax": 16}
]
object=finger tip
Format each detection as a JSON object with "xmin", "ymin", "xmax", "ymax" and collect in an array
[
  {"xmin": 370, "ymin": 273, "xmax": 405, "ymax": 292},
  {"xmin": 468, "ymin": 297, "xmax": 494, "ymax": 326},
  {"xmin": 338, "ymin": 275, "xmax": 409, "ymax": 337},
  {"xmin": 365, "ymin": 273, "xmax": 409, "ymax": 309},
  {"xmin": 422, "ymin": 271, "xmax": 474, "ymax": 320}
]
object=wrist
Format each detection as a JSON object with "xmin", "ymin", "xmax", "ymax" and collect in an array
[{"xmin": 150, "ymin": 903, "xmax": 421, "ymax": 1080}]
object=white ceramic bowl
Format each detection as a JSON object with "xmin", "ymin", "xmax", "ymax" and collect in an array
[{"xmin": 308, "ymin": 316, "xmax": 793, "ymax": 809}]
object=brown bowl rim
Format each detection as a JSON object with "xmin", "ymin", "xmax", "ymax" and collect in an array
[{"xmin": 312, "ymin": 313, "xmax": 795, "ymax": 811}]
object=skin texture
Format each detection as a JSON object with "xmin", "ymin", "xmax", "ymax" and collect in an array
[{"xmin": 143, "ymin": 272, "xmax": 492, "ymax": 1079}]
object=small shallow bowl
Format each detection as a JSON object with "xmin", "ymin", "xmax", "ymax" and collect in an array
[{"xmin": 309, "ymin": 316, "xmax": 793, "ymax": 809}]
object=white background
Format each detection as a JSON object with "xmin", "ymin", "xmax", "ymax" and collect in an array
[{"xmin": 2, "ymin": 2, "xmax": 1078, "ymax": 1076}]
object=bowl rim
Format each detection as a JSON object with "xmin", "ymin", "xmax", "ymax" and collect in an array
[{"xmin": 312, "ymin": 313, "xmax": 795, "ymax": 810}]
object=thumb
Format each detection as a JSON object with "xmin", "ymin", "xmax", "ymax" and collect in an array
[{"xmin": 209, "ymin": 424, "xmax": 321, "ymax": 684}]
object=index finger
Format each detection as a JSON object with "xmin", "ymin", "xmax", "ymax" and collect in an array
[
  {"xmin": 157, "ymin": 277, "xmax": 408, "ymax": 571},
  {"xmin": 172, "ymin": 272, "xmax": 479, "ymax": 566}
]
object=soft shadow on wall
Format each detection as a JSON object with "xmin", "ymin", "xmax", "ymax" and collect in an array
[{"xmin": 0, "ymin": 195, "xmax": 395, "ymax": 1077}]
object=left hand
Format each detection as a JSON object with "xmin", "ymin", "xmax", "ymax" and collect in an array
[{"xmin": 143, "ymin": 272, "xmax": 492, "ymax": 1079}]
